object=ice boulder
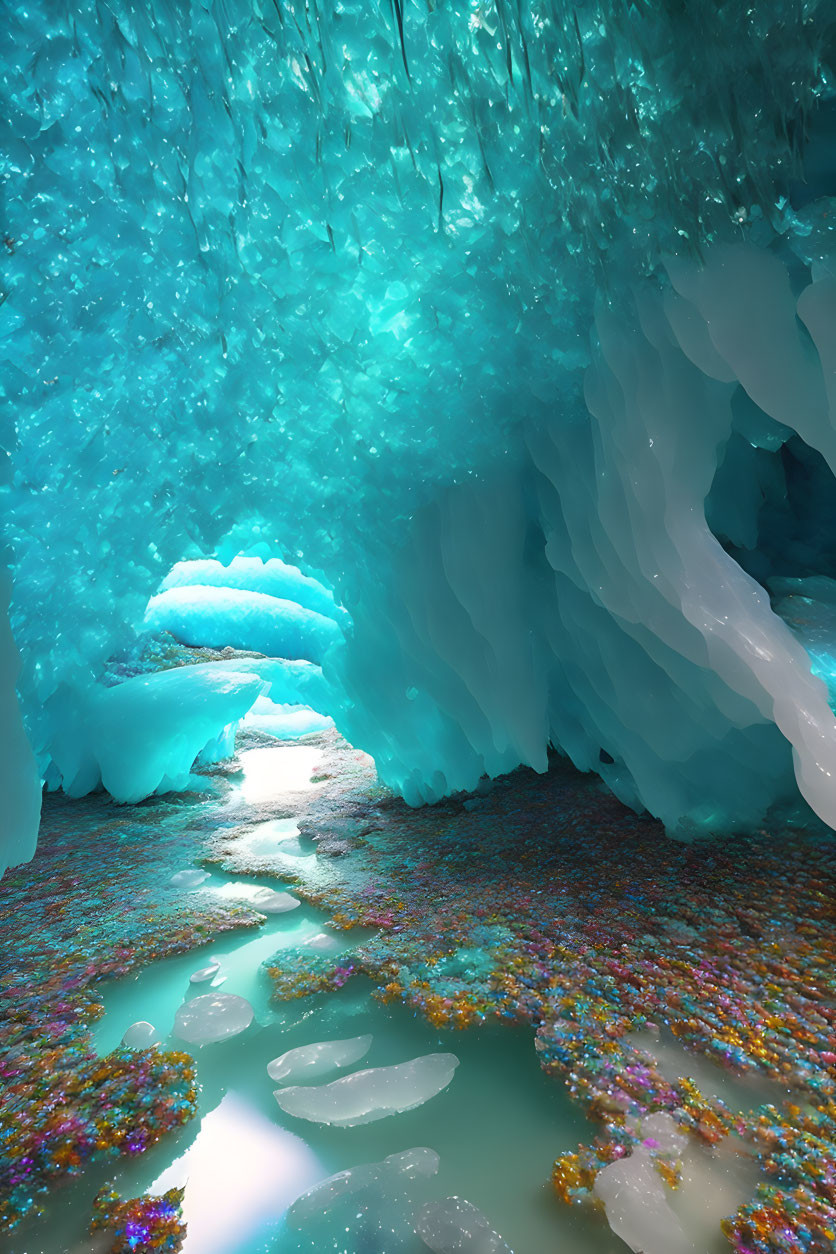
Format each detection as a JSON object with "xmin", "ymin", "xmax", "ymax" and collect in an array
[
  {"xmin": 415, "ymin": 1197, "xmax": 511, "ymax": 1253},
  {"xmin": 174, "ymin": 993, "xmax": 254, "ymax": 1045},
  {"xmin": 145, "ymin": 586, "xmax": 343, "ymax": 666},
  {"xmin": 267, "ymin": 1034, "xmax": 373, "ymax": 1084},
  {"xmin": 274, "ymin": 1053, "xmax": 460, "ymax": 1126},
  {"xmin": 286, "ymin": 1148, "xmax": 439, "ymax": 1253},
  {"xmin": 45, "ymin": 665, "xmax": 266, "ymax": 803}
]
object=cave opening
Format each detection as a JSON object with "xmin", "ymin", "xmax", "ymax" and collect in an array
[{"xmin": 707, "ymin": 407, "xmax": 836, "ymax": 710}]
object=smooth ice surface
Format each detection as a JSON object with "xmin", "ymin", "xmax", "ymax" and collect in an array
[
  {"xmin": 173, "ymin": 993, "xmax": 254, "ymax": 1046},
  {"xmin": 267, "ymin": 1034, "xmax": 373, "ymax": 1085},
  {"xmin": 146, "ymin": 586, "xmax": 343, "ymax": 665},
  {"xmin": 415, "ymin": 1197, "xmax": 512, "ymax": 1254},
  {"xmin": 275, "ymin": 1054, "xmax": 460, "ymax": 1127},
  {"xmin": 4, "ymin": 0, "xmax": 836, "ymax": 862}
]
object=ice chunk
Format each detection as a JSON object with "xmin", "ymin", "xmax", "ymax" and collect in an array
[
  {"xmin": 171, "ymin": 868, "xmax": 209, "ymax": 889},
  {"xmin": 174, "ymin": 993, "xmax": 254, "ymax": 1045},
  {"xmin": 287, "ymin": 1148, "xmax": 439, "ymax": 1252},
  {"xmin": 121, "ymin": 1021, "xmax": 160, "ymax": 1049},
  {"xmin": 47, "ymin": 665, "xmax": 265, "ymax": 804},
  {"xmin": 592, "ymin": 1148, "xmax": 694, "ymax": 1254},
  {"xmin": 267, "ymin": 1034, "xmax": 373, "ymax": 1084},
  {"xmin": 274, "ymin": 1053, "xmax": 459, "ymax": 1126},
  {"xmin": 190, "ymin": 960, "xmax": 221, "ymax": 983},
  {"xmin": 250, "ymin": 887, "xmax": 300, "ymax": 914},
  {"xmin": 415, "ymin": 1197, "xmax": 511, "ymax": 1253},
  {"xmin": 145, "ymin": 586, "xmax": 343, "ymax": 666}
]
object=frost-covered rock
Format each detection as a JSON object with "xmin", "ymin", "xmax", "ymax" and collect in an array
[
  {"xmin": 174, "ymin": 993, "xmax": 254, "ymax": 1045},
  {"xmin": 275, "ymin": 1053, "xmax": 460, "ymax": 1126},
  {"xmin": 267, "ymin": 1034, "xmax": 373, "ymax": 1084},
  {"xmin": 415, "ymin": 1197, "xmax": 511, "ymax": 1253}
]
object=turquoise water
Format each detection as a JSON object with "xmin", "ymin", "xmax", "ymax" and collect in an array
[{"xmin": 8, "ymin": 744, "xmax": 629, "ymax": 1254}]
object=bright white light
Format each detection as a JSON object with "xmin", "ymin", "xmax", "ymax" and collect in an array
[{"xmin": 150, "ymin": 1092, "xmax": 323, "ymax": 1254}]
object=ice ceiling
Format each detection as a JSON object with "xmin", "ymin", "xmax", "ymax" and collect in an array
[{"xmin": 3, "ymin": 1, "xmax": 836, "ymax": 871}]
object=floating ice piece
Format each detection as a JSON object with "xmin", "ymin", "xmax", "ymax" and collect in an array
[
  {"xmin": 274, "ymin": 1053, "xmax": 459, "ymax": 1126},
  {"xmin": 289, "ymin": 1148, "xmax": 438, "ymax": 1228},
  {"xmin": 593, "ymin": 1147, "xmax": 694, "ymax": 1254},
  {"xmin": 121, "ymin": 1021, "xmax": 160, "ymax": 1049},
  {"xmin": 416, "ymin": 1197, "xmax": 512, "ymax": 1253},
  {"xmin": 267, "ymin": 1034, "xmax": 373, "ymax": 1084},
  {"xmin": 251, "ymin": 887, "xmax": 300, "ymax": 914},
  {"xmin": 174, "ymin": 993, "xmax": 254, "ymax": 1045},
  {"xmin": 171, "ymin": 868, "xmax": 209, "ymax": 889},
  {"xmin": 190, "ymin": 961, "xmax": 221, "ymax": 984}
]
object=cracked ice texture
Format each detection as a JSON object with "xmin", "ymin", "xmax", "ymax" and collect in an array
[{"xmin": 3, "ymin": 0, "xmax": 836, "ymax": 860}]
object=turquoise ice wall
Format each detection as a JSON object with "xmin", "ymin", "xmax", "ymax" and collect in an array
[{"xmin": 3, "ymin": 2, "xmax": 836, "ymax": 863}]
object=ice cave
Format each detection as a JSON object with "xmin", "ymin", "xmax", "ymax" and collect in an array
[{"xmin": 2, "ymin": 3, "xmax": 836, "ymax": 1253}]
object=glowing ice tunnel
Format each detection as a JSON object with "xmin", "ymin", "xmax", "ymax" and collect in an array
[{"xmin": 2, "ymin": 0, "xmax": 836, "ymax": 870}]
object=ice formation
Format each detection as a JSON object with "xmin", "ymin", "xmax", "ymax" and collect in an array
[
  {"xmin": 415, "ymin": 1197, "xmax": 512, "ymax": 1254},
  {"xmin": 173, "ymin": 993, "xmax": 254, "ymax": 1045},
  {"xmin": 286, "ymin": 1147, "xmax": 439, "ymax": 1254},
  {"xmin": 162, "ymin": 557, "xmax": 346, "ymax": 624},
  {"xmin": 145, "ymin": 586, "xmax": 342, "ymax": 664},
  {"xmin": 3, "ymin": 1, "xmax": 836, "ymax": 864},
  {"xmin": 267, "ymin": 1033, "xmax": 373, "ymax": 1084},
  {"xmin": 274, "ymin": 1053, "xmax": 460, "ymax": 1126}
]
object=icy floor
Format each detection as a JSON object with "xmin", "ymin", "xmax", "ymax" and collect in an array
[{"xmin": 5, "ymin": 741, "xmax": 779, "ymax": 1254}]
